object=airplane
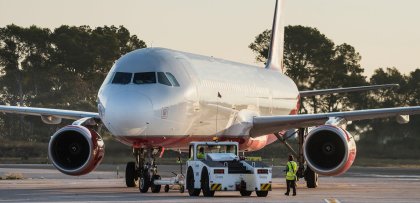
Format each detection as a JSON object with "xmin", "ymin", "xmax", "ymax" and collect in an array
[{"xmin": 1, "ymin": 0, "xmax": 420, "ymax": 194}]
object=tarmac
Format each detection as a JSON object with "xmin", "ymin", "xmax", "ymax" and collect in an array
[{"xmin": 1, "ymin": 164, "xmax": 420, "ymax": 203}]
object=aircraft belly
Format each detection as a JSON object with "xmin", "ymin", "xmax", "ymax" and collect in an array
[{"xmin": 113, "ymin": 134, "xmax": 276, "ymax": 152}]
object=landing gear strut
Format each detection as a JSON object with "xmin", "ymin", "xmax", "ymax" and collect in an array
[
  {"xmin": 275, "ymin": 128, "xmax": 318, "ymax": 188},
  {"xmin": 125, "ymin": 147, "xmax": 163, "ymax": 193},
  {"xmin": 297, "ymin": 128, "xmax": 318, "ymax": 188}
]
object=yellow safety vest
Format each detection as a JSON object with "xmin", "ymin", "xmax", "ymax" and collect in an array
[
  {"xmin": 286, "ymin": 161, "xmax": 297, "ymax": 180},
  {"xmin": 197, "ymin": 152, "xmax": 205, "ymax": 159}
]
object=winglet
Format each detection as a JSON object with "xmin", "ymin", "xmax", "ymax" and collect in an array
[{"xmin": 265, "ymin": 0, "xmax": 285, "ymax": 72}]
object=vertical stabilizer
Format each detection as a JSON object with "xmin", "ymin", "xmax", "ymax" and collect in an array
[{"xmin": 265, "ymin": 0, "xmax": 285, "ymax": 72}]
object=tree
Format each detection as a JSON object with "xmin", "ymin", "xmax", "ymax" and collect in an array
[
  {"xmin": 48, "ymin": 25, "xmax": 147, "ymax": 111},
  {"xmin": 355, "ymin": 68, "xmax": 420, "ymax": 159},
  {"xmin": 250, "ymin": 26, "xmax": 420, "ymax": 159},
  {"xmin": 0, "ymin": 25, "xmax": 52, "ymax": 139},
  {"xmin": 406, "ymin": 69, "xmax": 420, "ymax": 106},
  {"xmin": 319, "ymin": 44, "xmax": 368, "ymax": 112},
  {"xmin": 0, "ymin": 24, "xmax": 146, "ymax": 144},
  {"xmin": 369, "ymin": 68, "xmax": 408, "ymax": 108},
  {"xmin": 249, "ymin": 26, "xmax": 366, "ymax": 113}
]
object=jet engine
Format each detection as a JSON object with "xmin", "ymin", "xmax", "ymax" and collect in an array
[
  {"xmin": 303, "ymin": 125, "xmax": 356, "ymax": 176},
  {"xmin": 48, "ymin": 125, "xmax": 105, "ymax": 176}
]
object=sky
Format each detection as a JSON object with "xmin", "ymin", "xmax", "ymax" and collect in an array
[{"xmin": 0, "ymin": 0, "xmax": 419, "ymax": 77}]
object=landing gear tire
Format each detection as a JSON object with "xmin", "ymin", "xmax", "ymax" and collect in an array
[
  {"xmin": 150, "ymin": 175, "xmax": 161, "ymax": 193},
  {"xmin": 187, "ymin": 167, "xmax": 200, "ymax": 196},
  {"xmin": 139, "ymin": 171, "xmax": 151, "ymax": 193},
  {"xmin": 240, "ymin": 190, "xmax": 252, "ymax": 196},
  {"xmin": 201, "ymin": 168, "xmax": 215, "ymax": 197},
  {"xmin": 305, "ymin": 167, "xmax": 318, "ymax": 188},
  {"xmin": 125, "ymin": 162, "xmax": 138, "ymax": 187},
  {"xmin": 256, "ymin": 191, "xmax": 268, "ymax": 197},
  {"xmin": 180, "ymin": 185, "xmax": 185, "ymax": 193},
  {"xmin": 164, "ymin": 185, "xmax": 170, "ymax": 193}
]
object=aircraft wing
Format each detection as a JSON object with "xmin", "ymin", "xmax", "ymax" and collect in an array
[
  {"xmin": 0, "ymin": 105, "xmax": 99, "ymax": 120},
  {"xmin": 299, "ymin": 84, "xmax": 399, "ymax": 97},
  {"xmin": 250, "ymin": 106, "xmax": 420, "ymax": 137}
]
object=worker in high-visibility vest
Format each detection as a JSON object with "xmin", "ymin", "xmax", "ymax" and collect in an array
[
  {"xmin": 284, "ymin": 155, "xmax": 297, "ymax": 196},
  {"xmin": 197, "ymin": 147, "xmax": 205, "ymax": 159}
]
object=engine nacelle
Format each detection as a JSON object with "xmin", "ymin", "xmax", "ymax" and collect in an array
[
  {"xmin": 48, "ymin": 125, "xmax": 105, "ymax": 176},
  {"xmin": 303, "ymin": 125, "xmax": 356, "ymax": 176}
]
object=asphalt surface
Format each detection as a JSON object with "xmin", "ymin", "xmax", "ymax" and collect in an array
[{"xmin": 1, "ymin": 164, "xmax": 420, "ymax": 202}]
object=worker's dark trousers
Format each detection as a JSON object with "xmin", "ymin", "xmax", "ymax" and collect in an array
[{"xmin": 286, "ymin": 180, "xmax": 296, "ymax": 195}]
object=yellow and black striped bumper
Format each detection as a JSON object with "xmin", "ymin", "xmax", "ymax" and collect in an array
[
  {"xmin": 211, "ymin": 183, "xmax": 222, "ymax": 191},
  {"xmin": 260, "ymin": 183, "xmax": 272, "ymax": 191}
]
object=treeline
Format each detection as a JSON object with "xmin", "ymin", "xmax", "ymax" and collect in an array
[
  {"xmin": 0, "ymin": 24, "xmax": 146, "ymax": 144},
  {"xmin": 0, "ymin": 24, "xmax": 419, "ymax": 162},
  {"xmin": 250, "ymin": 26, "xmax": 420, "ymax": 159}
]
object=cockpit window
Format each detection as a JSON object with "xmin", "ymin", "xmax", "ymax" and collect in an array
[
  {"xmin": 157, "ymin": 72, "xmax": 172, "ymax": 86},
  {"xmin": 133, "ymin": 72, "xmax": 156, "ymax": 84},
  {"xmin": 112, "ymin": 72, "xmax": 132, "ymax": 84},
  {"xmin": 131, "ymin": 72, "xmax": 179, "ymax": 86},
  {"xmin": 165, "ymin": 72, "xmax": 180, "ymax": 87}
]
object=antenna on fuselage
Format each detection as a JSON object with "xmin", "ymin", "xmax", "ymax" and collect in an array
[{"xmin": 265, "ymin": 0, "xmax": 285, "ymax": 72}]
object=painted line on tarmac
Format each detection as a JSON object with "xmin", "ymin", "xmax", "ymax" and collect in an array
[
  {"xmin": 356, "ymin": 174, "xmax": 420, "ymax": 181},
  {"xmin": 324, "ymin": 198, "xmax": 341, "ymax": 203}
]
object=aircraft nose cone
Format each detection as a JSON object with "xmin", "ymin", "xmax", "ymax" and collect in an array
[{"xmin": 105, "ymin": 91, "xmax": 153, "ymax": 136}]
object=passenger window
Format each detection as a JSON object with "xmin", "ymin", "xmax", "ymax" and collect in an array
[
  {"xmin": 112, "ymin": 72, "xmax": 132, "ymax": 84},
  {"xmin": 157, "ymin": 72, "xmax": 172, "ymax": 86},
  {"xmin": 133, "ymin": 72, "xmax": 156, "ymax": 84},
  {"xmin": 165, "ymin": 72, "xmax": 180, "ymax": 87}
]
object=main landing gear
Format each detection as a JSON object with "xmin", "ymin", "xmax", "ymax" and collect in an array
[
  {"xmin": 274, "ymin": 128, "xmax": 318, "ymax": 188},
  {"xmin": 125, "ymin": 147, "xmax": 163, "ymax": 193}
]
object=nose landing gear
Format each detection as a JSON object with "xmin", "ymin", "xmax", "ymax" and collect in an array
[{"xmin": 125, "ymin": 147, "xmax": 163, "ymax": 193}]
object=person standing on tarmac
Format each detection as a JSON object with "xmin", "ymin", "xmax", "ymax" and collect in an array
[{"xmin": 284, "ymin": 154, "xmax": 298, "ymax": 196}]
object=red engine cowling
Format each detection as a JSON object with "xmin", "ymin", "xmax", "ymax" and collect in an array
[
  {"xmin": 48, "ymin": 125, "xmax": 105, "ymax": 176},
  {"xmin": 303, "ymin": 125, "xmax": 356, "ymax": 176}
]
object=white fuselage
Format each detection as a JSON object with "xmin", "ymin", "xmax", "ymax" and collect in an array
[{"xmin": 97, "ymin": 48, "xmax": 299, "ymax": 151}]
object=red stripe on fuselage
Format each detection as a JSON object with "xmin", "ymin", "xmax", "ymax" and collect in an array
[
  {"xmin": 288, "ymin": 95, "xmax": 300, "ymax": 115},
  {"xmin": 116, "ymin": 135, "xmax": 271, "ymax": 151}
]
